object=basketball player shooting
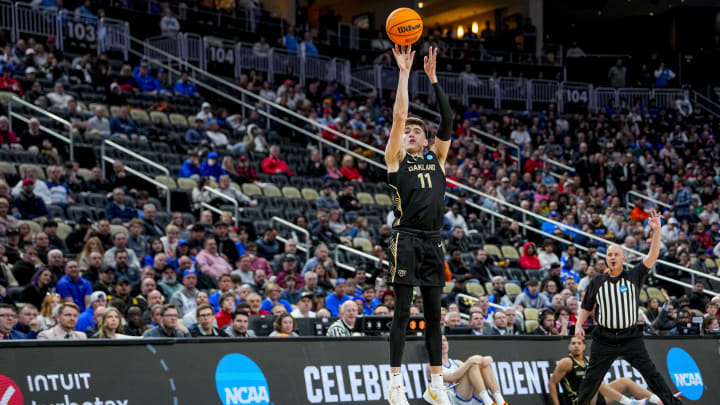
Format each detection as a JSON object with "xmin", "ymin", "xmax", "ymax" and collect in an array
[{"xmin": 385, "ymin": 45, "xmax": 454, "ymax": 405}]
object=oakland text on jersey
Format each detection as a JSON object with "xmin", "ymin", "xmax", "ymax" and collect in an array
[{"xmin": 406, "ymin": 163, "xmax": 437, "ymax": 172}]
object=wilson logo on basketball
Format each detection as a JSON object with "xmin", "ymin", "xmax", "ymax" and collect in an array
[{"xmin": 398, "ymin": 24, "xmax": 421, "ymax": 33}]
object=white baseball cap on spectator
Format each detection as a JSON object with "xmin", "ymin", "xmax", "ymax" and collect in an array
[
  {"xmin": 90, "ymin": 291, "xmax": 107, "ymax": 303},
  {"xmin": 25, "ymin": 48, "xmax": 35, "ymax": 55},
  {"xmin": 201, "ymin": 102, "xmax": 211, "ymax": 109},
  {"xmin": 668, "ymin": 218, "xmax": 679, "ymax": 226},
  {"xmin": 25, "ymin": 67, "xmax": 36, "ymax": 74}
]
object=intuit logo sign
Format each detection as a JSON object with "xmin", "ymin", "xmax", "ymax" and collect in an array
[
  {"xmin": 0, "ymin": 375, "xmax": 23, "ymax": 405},
  {"xmin": 666, "ymin": 348, "xmax": 704, "ymax": 400},
  {"xmin": 215, "ymin": 354, "xmax": 271, "ymax": 405}
]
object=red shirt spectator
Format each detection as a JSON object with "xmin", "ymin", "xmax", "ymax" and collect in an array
[
  {"xmin": 523, "ymin": 157, "xmax": 542, "ymax": 173},
  {"xmin": 235, "ymin": 156, "xmax": 259, "ymax": 181},
  {"xmin": 262, "ymin": 145, "xmax": 295, "ymax": 176},
  {"xmin": 519, "ymin": 242, "xmax": 542, "ymax": 269},
  {"xmin": 0, "ymin": 70, "xmax": 22, "ymax": 96},
  {"xmin": 340, "ymin": 155, "xmax": 363, "ymax": 182},
  {"xmin": 215, "ymin": 309, "xmax": 232, "ymax": 329},
  {"xmin": 0, "ymin": 116, "xmax": 19, "ymax": 148}
]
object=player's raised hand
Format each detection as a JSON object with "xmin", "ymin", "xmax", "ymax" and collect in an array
[
  {"xmin": 392, "ymin": 44, "xmax": 415, "ymax": 74},
  {"xmin": 648, "ymin": 209, "xmax": 662, "ymax": 231},
  {"xmin": 423, "ymin": 46, "xmax": 438, "ymax": 83}
]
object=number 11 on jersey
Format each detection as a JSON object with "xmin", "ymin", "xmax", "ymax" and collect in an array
[{"xmin": 417, "ymin": 173, "xmax": 432, "ymax": 189}]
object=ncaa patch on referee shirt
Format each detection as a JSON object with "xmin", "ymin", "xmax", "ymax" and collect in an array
[
  {"xmin": 398, "ymin": 270, "xmax": 407, "ymax": 277},
  {"xmin": 620, "ymin": 285, "xmax": 628, "ymax": 293}
]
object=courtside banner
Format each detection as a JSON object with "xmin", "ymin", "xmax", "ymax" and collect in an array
[{"xmin": 0, "ymin": 336, "xmax": 717, "ymax": 405}]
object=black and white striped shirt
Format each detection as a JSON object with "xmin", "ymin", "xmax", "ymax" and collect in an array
[{"xmin": 581, "ymin": 262, "xmax": 650, "ymax": 330}]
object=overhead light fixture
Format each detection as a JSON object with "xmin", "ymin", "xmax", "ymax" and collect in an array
[
  {"xmin": 457, "ymin": 26, "xmax": 464, "ymax": 38},
  {"xmin": 649, "ymin": 11, "xmax": 654, "ymax": 16},
  {"xmin": 418, "ymin": 2, "xmax": 423, "ymax": 8},
  {"xmin": 472, "ymin": 21, "xmax": 479, "ymax": 34}
]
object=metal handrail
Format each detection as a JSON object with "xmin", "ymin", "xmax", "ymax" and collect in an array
[
  {"xmin": 8, "ymin": 95, "xmax": 74, "ymax": 161},
  {"xmin": 8, "ymin": 112, "xmax": 70, "ymax": 144},
  {"xmin": 626, "ymin": 190, "xmax": 672, "ymax": 210},
  {"xmin": 203, "ymin": 186, "xmax": 239, "ymax": 228},
  {"xmin": 691, "ymin": 90, "xmax": 720, "ymax": 120},
  {"xmin": 101, "ymin": 139, "xmax": 170, "ymax": 178},
  {"xmin": 101, "ymin": 156, "xmax": 170, "ymax": 212},
  {"xmin": 336, "ymin": 243, "xmax": 389, "ymax": 267},
  {"xmin": 134, "ymin": 34, "xmax": 720, "ymax": 291},
  {"xmin": 270, "ymin": 216, "xmax": 312, "ymax": 246}
]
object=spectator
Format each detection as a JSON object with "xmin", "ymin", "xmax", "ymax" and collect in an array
[
  {"xmin": 223, "ymin": 310, "xmax": 256, "ymax": 337},
  {"xmin": 281, "ymin": 26, "xmax": 298, "ymax": 53},
  {"xmin": 538, "ymin": 240, "xmax": 560, "ymax": 270},
  {"xmin": 160, "ymin": 8, "xmax": 180, "ymax": 36},
  {"xmin": 337, "ymin": 183, "xmax": 361, "ymax": 213},
  {"xmin": 326, "ymin": 300, "xmax": 358, "ymax": 337},
  {"xmin": 340, "ymin": 154, "xmax": 363, "ymax": 182},
  {"xmin": 291, "ymin": 292, "xmax": 316, "ymax": 318},
  {"xmin": 143, "ymin": 304, "xmax": 191, "ymax": 337},
  {"xmin": 519, "ymin": 242, "xmax": 541, "ymax": 269},
  {"xmin": 47, "ymin": 82, "xmax": 73, "ymax": 109},
  {"xmin": 654, "ymin": 62, "xmax": 676, "ymax": 88},
  {"xmin": 316, "ymin": 182, "xmax": 340, "ymax": 210},
  {"xmin": 179, "ymin": 151, "xmax": 202, "ymax": 180},
  {"xmin": 169, "ymin": 269, "xmax": 200, "ymax": 317},
  {"xmin": 256, "ymin": 228, "xmax": 280, "ymax": 261},
  {"xmin": 252, "ymin": 37, "xmax": 270, "ymax": 57},
  {"xmin": 674, "ymin": 181, "xmax": 692, "ymax": 221},
  {"xmin": 55, "ymin": 261, "xmax": 92, "ymax": 312},
  {"xmin": 196, "ymin": 238, "xmax": 232, "ymax": 279},
  {"xmin": 269, "ymin": 312, "xmax": 299, "ymax": 337},
  {"xmin": 20, "ymin": 268, "xmax": 54, "ymax": 309},
  {"xmin": 12, "ymin": 303, "xmax": 40, "ymax": 339},
  {"xmin": 199, "ymin": 151, "xmax": 226, "ymax": 180},
  {"xmin": 325, "ymin": 278, "xmax": 350, "ymax": 316},
  {"xmin": 133, "ymin": 61, "xmax": 163, "ymax": 94},
  {"xmin": 531, "ymin": 310, "xmax": 555, "ymax": 336},
  {"xmin": 261, "ymin": 283, "xmax": 292, "ymax": 313},
  {"xmin": 607, "ymin": 59, "xmax": 626, "ymax": 88},
  {"xmin": 75, "ymin": 291, "xmax": 107, "ymax": 332},
  {"xmin": 37, "ymin": 303, "xmax": 87, "ymax": 340},
  {"xmin": 487, "ymin": 311, "xmax": 509, "ymax": 335},
  {"xmin": 190, "ymin": 304, "xmax": 228, "ymax": 337},
  {"xmin": 0, "ymin": 68, "xmax": 22, "ymax": 95},
  {"xmin": 185, "ymin": 117, "xmax": 209, "ymax": 147},
  {"xmin": 110, "ymin": 107, "xmax": 139, "ymax": 140},
  {"xmin": 0, "ymin": 116, "xmax": 20, "ymax": 149},
  {"xmin": 174, "ymin": 71, "xmax": 200, "ymax": 97},
  {"xmin": 158, "ymin": 264, "xmax": 182, "ymax": 298},
  {"xmin": 94, "ymin": 307, "xmax": 132, "ymax": 339},
  {"xmin": 104, "ymin": 188, "xmax": 136, "ymax": 223},
  {"xmin": 141, "ymin": 204, "xmax": 164, "ymax": 237},
  {"xmin": 217, "ymin": 175, "xmax": 255, "ymax": 206},
  {"xmin": 447, "ymin": 226, "xmax": 471, "ymax": 253},
  {"xmin": 86, "ymin": 106, "xmax": 111, "ymax": 137},
  {"xmin": 0, "ymin": 304, "xmax": 27, "ymax": 339},
  {"xmin": 262, "ymin": 145, "xmax": 294, "ymax": 176},
  {"xmin": 514, "ymin": 279, "xmax": 550, "ymax": 309},
  {"xmin": 214, "ymin": 291, "xmax": 236, "ymax": 327}
]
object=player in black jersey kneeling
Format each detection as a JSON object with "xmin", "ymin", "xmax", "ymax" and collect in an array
[
  {"xmin": 385, "ymin": 44, "xmax": 454, "ymax": 405},
  {"xmin": 549, "ymin": 337, "xmax": 662, "ymax": 405}
]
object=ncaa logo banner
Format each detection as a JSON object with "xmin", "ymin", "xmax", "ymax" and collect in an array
[{"xmin": 0, "ymin": 338, "xmax": 718, "ymax": 405}]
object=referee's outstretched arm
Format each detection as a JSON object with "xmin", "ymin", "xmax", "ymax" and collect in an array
[{"xmin": 642, "ymin": 209, "xmax": 662, "ymax": 269}]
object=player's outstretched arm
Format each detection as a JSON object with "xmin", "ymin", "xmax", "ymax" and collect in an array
[
  {"xmin": 387, "ymin": 45, "xmax": 414, "ymax": 172},
  {"xmin": 643, "ymin": 209, "xmax": 662, "ymax": 269},
  {"xmin": 426, "ymin": 46, "xmax": 453, "ymax": 169},
  {"xmin": 548, "ymin": 358, "xmax": 571, "ymax": 405}
]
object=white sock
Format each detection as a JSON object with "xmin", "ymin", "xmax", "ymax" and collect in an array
[
  {"xmin": 431, "ymin": 373, "xmax": 443, "ymax": 388},
  {"xmin": 492, "ymin": 390, "xmax": 505, "ymax": 404},
  {"xmin": 649, "ymin": 394, "xmax": 661, "ymax": 404},
  {"xmin": 480, "ymin": 391, "xmax": 493, "ymax": 405},
  {"xmin": 471, "ymin": 396, "xmax": 484, "ymax": 405},
  {"xmin": 618, "ymin": 396, "xmax": 633, "ymax": 405},
  {"xmin": 391, "ymin": 373, "xmax": 403, "ymax": 388}
]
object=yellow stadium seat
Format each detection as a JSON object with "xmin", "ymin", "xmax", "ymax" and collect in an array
[
  {"xmin": 242, "ymin": 183, "xmax": 263, "ymax": 196},
  {"xmin": 353, "ymin": 237, "xmax": 373, "ymax": 253},
  {"xmin": 177, "ymin": 178, "xmax": 197, "ymax": 190},
  {"xmin": 502, "ymin": 245, "xmax": 520, "ymax": 259},
  {"xmin": 374, "ymin": 194, "xmax": 392, "ymax": 206},
  {"xmin": 19, "ymin": 164, "xmax": 45, "ymax": 179},
  {"xmin": 525, "ymin": 320, "xmax": 539, "ymax": 333},
  {"xmin": 150, "ymin": 111, "xmax": 169, "ymax": 125},
  {"xmin": 169, "ymin": 113, "xmax": 188, "ymax": 127},
  {"xmin": 263, "ymin": 185, "xmax": 282, "ymax": 197},
  {"xmin": 130, "ymin": 109, "xmax": 150, "ymax": 122},
  {"xmin": 483, "ymin": 244, "xmax": 502, "ymax": 258},
  {"xmin": 505, "ymin": 283, "xmax": 522, "ymax": 295},
  {"xmin": 467, "ymin": 283, "xmax": 485, "ymax": 297},
  {"xmin": 282, "ymin": 186, "xmax": 302, "ymax": 199},
  {"xmin": 356, "ymin": 192, "xmax": 375, "ymax": 205},
  {"xmin": 155, "ymin": 175, "xmax": 177, "ymax": 188},
  {"xmin": 301, "ymin": 188, "xmax": 319, "ymax": 200},
  {"xmin": 524, "ymin": 308, "xmax": 539, "ymax": 321}
]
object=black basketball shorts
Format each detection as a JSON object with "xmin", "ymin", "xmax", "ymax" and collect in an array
[{"xmin": 388, "ymin": 228, "xmax": 446, "ymax": 287}]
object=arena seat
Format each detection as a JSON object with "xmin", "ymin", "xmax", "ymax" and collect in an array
[
  {"xmin": 467, "ymin": 283, "xmax": 485, "ymax": 297},
  {"xmin": 443, "ymin": 281, "xmax": 454, "ymax": 294},
  {"xmin": 356, "ymin": 192, "xmax": 375, "ymax": 205},
  {"xmin": 281, "ymin": 186, "xmax": 302, "ymax": 199},
  {"xmin": 177, "ymin": 178, "xmax": 197, "ymax": 190},
  {"xmin": 242, "ymin": 183, "xmax": 263, "ymax": 196},
  {"xmin": 110, "ymin": 224, "xmax": 129, "ymax": 236},
  {"xmin": 501, "ymin": 245, "xmax": 520, "ymax": 259},
  {"xmin": 353, "ymin": 237, "xmax": 373, "ymax": 253},
  {"xmin": 155, "ymin": 176, "xmax": 178, "ymax": 189},
  {"xmin": 646, "ymin": 287, "xmax": 665, "ymax": 304},
  {"xmin": 504, "ymin": 283, "xmax": 522, "ymax": 296},
  {"xmin": 18, "ymin": 220, "xmax": 41, "ymax": 235},
  {"xmin": 374, "ymin": 194, "xmax": 392, "ymax": 206},
  {"xmin": 19, "ymin": 164, "xmax": 45, "ymax": 179},
  {"xmin": 77, "ymin": 168, "xmax": 93, "ymax": 181},
  {"xmin": 169, "ymin": 113, "xmax": 188, "ymax": 127},
  {"xmin": 88, "ymin": 103, "xmax": 109, "ymax": 116},
  {"xmin": 301, "ymin": 188, "xmax": 319, "ymax": 200},
  {"xmin": 525, "ymin": 320, "xmax": 539, "ymax": 333},
  {"xmin": 262, "ymin": 185, "xmax": 282, "ymax": 197},
  {"xmin": 523, "ymin": 308, "xmax": 539, "ymax": 321},
  {"xmin": 483, "ymin": 244, "xmax": 502, "ymax": 258}
]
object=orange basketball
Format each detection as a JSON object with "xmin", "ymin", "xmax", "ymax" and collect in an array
[{"xmin": 385, "ymin": 8, "xmax": 423, "ymax": 46}]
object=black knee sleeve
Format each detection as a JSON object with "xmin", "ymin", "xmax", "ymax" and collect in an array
[
  {"xmin": 421, "ymin": 286, "xmax": 442, "ymax": 366},
  {"xmin": 389, "ymin": 285, "xmax": 413, "ymax": 367}
]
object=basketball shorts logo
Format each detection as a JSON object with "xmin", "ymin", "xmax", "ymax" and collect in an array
[{"xmin": 398, "ymin": 269, "xmax": 407, "ymax": 277}]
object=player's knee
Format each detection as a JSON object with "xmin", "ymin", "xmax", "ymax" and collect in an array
[
  {"xmin": 469, "ymin": 355, "xmax": 483, "ymax": 364},
  {"xmin": 483, "ymin": 356, "xmax": 494, "ymax": 366}
]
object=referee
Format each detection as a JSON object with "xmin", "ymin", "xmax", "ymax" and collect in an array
[{"xmin": 575, "ymin": 210, "xmax": 681, "ymax": 405}]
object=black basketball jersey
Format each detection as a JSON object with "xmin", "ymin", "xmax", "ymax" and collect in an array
[
  {"xmin": 560, "ymin": 355, "xmax": 588, "ymax": 404},
  {"xmin": 387, "ymin": 150, "xmax": 446, "ymax": 231}
]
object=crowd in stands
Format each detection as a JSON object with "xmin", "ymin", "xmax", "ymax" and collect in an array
[{"xmin": 1, "ymin": 21, "xmax": 719, "ymax": 341}]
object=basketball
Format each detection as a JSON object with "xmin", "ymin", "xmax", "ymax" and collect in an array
[{"xmin": 385, "ymin": 7, "xmax": 423, "ymax": 46}]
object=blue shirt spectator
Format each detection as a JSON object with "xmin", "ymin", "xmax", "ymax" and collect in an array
[
  {"xmin": 199, "ymin": 151, "xmax": 226, "ymax": 180},
  {"xmin": 184, "ymin": 118, "xmax": 209, "ymax": 146},
  {"xmin": 541, "ymin": 211, "xmax": 560, "ymax": 235},
  {"xmin": 110, "ymin": 107, "xmax": 138, "ymax": 138},
  {"xmin": 174, "ymin": 72, "xmax": 200, "ymax": 97},
  {"xmin": 260, "ymin": 297, "xmax": 292, "ymax": 313},
  {"xmin": 75, "ymin": 292, "xmax": 107, "ymax": 331},
  {"xmin": 179, "ymin": 155, "xmax": 202, "ymax": 178},
  {"xmin": 13, "ymin": 179, "xmax": 49, "ymax": 220},
  {"xmin": 283, "ymin": 33, "xmax": 298, "ymax": 53},
  {"xmin": 325, "ymin": 279, "xmax": 351, "ymax": 316},
  {"xmin": 55, "ymin": 262, "xmax": 93, "ymax": 312},
  {"xmin": 104, "ymin": 188, "xmax": 137, "ymax": 223}
]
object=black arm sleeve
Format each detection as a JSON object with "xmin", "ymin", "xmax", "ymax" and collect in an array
[{"xmin": 432, "ymin": 82, "xmax": 454, "ymax": 141}]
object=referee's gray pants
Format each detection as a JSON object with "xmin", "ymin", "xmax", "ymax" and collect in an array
[{"xmin": 576, "ymin": 326, "xmax": 682, "ymax": 405}]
